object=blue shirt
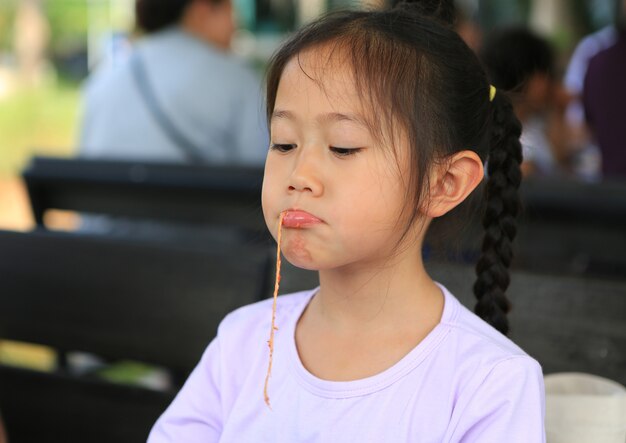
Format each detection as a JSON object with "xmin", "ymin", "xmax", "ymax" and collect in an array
[{"xmin": 79, "ymin": 27, "xmax": 268, "ymax": 166}]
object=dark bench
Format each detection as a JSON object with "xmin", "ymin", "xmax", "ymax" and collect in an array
[
  {"xmin": 23, "ymin": 157, "xmax": 626, "ymax": 277},
  {"xmin": 425, "ymin": 260, "xmax": 626, "ymax": 386},
  {"xmin": 0, "ymin": 229, "xmax": 272, "ymax": 443},
  {"xmin": 427, "ymin": 177, "xmax": 626, "ymax": 278},
  {"xmin": 22, "ymin": 156, "xmax": 267, "ymax": 235}
]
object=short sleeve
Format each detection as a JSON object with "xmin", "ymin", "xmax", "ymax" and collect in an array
[
  {"xmin": 447, "ymin": 356, "xmax": 546, "ymax": 443},
  {"xmin": 147, "ymin": 337, "xmax": 223, "ymax": 443}
]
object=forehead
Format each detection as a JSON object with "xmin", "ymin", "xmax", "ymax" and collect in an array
[
  {"xmin": 276, "ymin": 45, "xmax": 363, "ymax": 112},
  {"xmin": 272, "ymin": 44, "xmax": 407, "ymax": 157}
]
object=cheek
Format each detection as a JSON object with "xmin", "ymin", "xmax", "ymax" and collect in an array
[
  {"xmin": 331, "ymin": 193, "xmax": 395, "ymax": 253},
  {"xmin": 342, "ymin": 171, "xmax": 405, "ymax": 226},
  {"xmin": 335, "ymin": 169, "xmax": 408, "ymax": 250}
]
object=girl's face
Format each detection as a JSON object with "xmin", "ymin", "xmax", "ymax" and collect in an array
[{"xmin": 262, "ymin": 47, "xmax": 420, "ymax": 272}]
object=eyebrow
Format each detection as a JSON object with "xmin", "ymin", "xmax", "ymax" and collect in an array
[{"xmin": 271, "ymin": 109, "xmax": 368, "ymax": 128}]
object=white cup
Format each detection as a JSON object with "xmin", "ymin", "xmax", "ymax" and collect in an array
[{"xmin": 545, "ymin": 372, "xmax": 626, "ymax": 443}]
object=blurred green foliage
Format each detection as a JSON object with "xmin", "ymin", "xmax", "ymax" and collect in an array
[
  {"xmin": 0, "ymin": 0, "xmax": 90, "ymax": 51},
  {"xmin": 0, "ymin": 1, "xmax": 94, "ymax": 177},
  {"xmin": 0, "ymin": 81, "xmax": 78, "ymax": 177},
  {"xmin": 44, "ymin": 0, "xmax": 90, "ymax": 53},
  {"xmin": 0, "ymin": 0, "xmax": 16, "ymax": 51}
]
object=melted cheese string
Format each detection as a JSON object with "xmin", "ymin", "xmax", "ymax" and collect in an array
[{"xmin": 264, "ymin": 212, "xmax": 284, "ymax": 408}]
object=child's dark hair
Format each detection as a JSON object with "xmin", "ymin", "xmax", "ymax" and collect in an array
[
  {"xmin": 265, "ymin": 0, "xmax": 522, "ymax": 335},
  {"xmin": 135, "ymin": 0, "xmax": 225, "ymax": 33},
  {"xmin": 480, "ymin": 27, "xmax": 554, "ymax": 94}
]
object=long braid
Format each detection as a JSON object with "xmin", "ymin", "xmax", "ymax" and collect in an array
[{"xmin": 473, "ymin": 91, "xmax": 523, "ymax": 335}]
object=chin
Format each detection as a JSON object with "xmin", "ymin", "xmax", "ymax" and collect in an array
[
  {"xmin": 285, "ymin": 260, "xmax": 321, "ymax": 272},
  {"xmin": 282, "ymin": 248, "xmax": 318, "ymax": 271}
]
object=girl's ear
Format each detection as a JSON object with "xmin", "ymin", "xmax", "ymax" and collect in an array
[{"xmin": 423, "ymin": 150, "xmax": 484, "ymax": 218}]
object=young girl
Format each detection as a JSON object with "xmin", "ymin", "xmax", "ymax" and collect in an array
[{"xmin": 148, "ymin": 2, "xmax": 545, "ymax": 442}]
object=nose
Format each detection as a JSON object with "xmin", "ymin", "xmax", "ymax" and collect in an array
[{"xmin": 288, "ymin": 147, "xmax": 323, "ymax": 197}]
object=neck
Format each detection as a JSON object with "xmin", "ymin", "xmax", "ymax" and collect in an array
[
  {"xmin": 313, "ymin": 241, "xmax": 443, "ymax": 334},
  {"xmin": 180, "ymin": 4, "xmax": 230, "ymax": 50},
  {"xmin": 180, "ymin": 18, "xmax": 212, "ymax": 46}
]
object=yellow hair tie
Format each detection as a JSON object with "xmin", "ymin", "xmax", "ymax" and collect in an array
[{"xmin": 489, "ymin": 85, "xmax": 497, "ymax": 102}]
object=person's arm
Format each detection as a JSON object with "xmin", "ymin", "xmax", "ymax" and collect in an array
[
  {"xmin": 447, "ymin": 356, "xmax": 546, "ymax": 443},
  {"xmin": 147, "ymin": 337, "xmax": 223, "ymax": 442}
]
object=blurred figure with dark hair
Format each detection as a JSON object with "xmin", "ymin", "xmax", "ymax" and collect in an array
[
  {"xmin": 582, "ymin": 0, "xmax": 626, "ymax": 178},
  {"xmin": 481, "ymin": 27, "xmax": 567, "ymax": 176},
  {"xmin": 79, "ymin": 0, "xmax": 268, "ymax": 166}
]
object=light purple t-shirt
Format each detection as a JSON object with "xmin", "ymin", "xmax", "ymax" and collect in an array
[{"xmin": 148, "ymin": 285, "xmax": 546, "ymax": 442}]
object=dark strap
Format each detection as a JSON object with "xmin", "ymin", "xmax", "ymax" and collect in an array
[{"xmin": 130, "ymin": 53, "xmax": 208, "ymax": 163}]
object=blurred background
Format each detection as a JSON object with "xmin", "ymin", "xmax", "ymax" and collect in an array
[
  {"xmin": 0, "ymin": 1, "xmax": 625, "ymax": 442},
  {"xmin": 0, "ymin": 0, "xmax": 621, "ymax": 231}
]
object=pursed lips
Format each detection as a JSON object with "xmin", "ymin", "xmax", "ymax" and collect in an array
[{"xmin": 281, "ymin": 209, "xmax": 323, "ymax": 228}]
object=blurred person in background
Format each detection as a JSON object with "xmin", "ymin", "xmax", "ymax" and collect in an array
[
  {"xmin": 481, "ymin": 27, "xmax": 572, "ymax": 177},
  {"xmin": 562, "ymin": 0, "xmax": 625, "ymax": 180},
  {"xmin": 78, "ymin": 0, "xmax": 268, "ymax": 166},
  {"xmin": 582, "ymin": 0, "xmax": 626, "ymax": 178},
  {"xmin": 76, "ymin": 0, "xmax": 269, "ymax": 239}
]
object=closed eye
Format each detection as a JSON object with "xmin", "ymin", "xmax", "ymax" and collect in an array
[
  {"xmin": 270, "ymin": 143, "xmax": 297, "ymax": 153},
  {"xmin": 330, "ymin": 147, "xmax": 362, "ymax": 157}
]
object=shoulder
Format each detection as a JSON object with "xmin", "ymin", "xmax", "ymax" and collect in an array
[
  {"xmin": 142, "ymin": 31, "xmax": 261, "ymax": 96},
  {"xmin": 571, "ymin": 26, "xmax": 617, "ymax": 63},
  {"xmin": 438, "ymin": 285, "xmax": 538, "ymax": 371},
  {"xmin": 213, "ymin": 54, "xmax": 262, "ymax": 94},
  {"xmin": 565, "ymin": 26, "xmax": 617, "ymax": 90},
  {"xmin": 445, "ymin": 354, "xmax": 545, "ymax": 442},
  {"xmin": 589, "ymin": 35, "xmax": 625, "ymax": 69},
  {"xmin": 437, "ymin": 287, "xmax": 545, "ymax": 440},
  {"xmin": 155, "ymin": 28, "xmax": 257, "ymax": 74}
]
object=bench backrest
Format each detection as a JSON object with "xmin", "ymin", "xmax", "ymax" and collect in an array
[
  {"xmin": 0, "ymin": 229, "xmax": 271, "ymax": 373},
  {"xmin": 0, "ymin": 230, "xmax": 272, "ymax": 442},
  {"xmin": 24, "ymin": 157, "xmax": 626, "ymax": 277},
  {"xmin": 427, "ymin": 177, "xmax": 626, "ymax": 278},
  {"xmin": 22, "ymin": 156, "xmax": 267, "ymax": 234}
]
